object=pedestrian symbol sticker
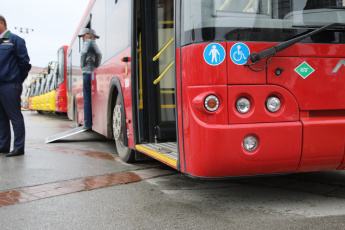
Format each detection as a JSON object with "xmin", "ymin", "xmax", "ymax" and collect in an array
[
  {"xmin": 204, "ymin": 43, "xmax": 226, "ymax": 66},
  {"xmin": 230, "ymin": 43, "xmax": 250, "ymax": 65},
  {"xmin": 295, "ymin": 62, "xmax": 315, "ymax": 79}
]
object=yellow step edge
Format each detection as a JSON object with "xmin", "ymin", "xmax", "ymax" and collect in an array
[
  {"xmin": 161, "ymin": 105, "xmax": 175, "ymax": 109},
  {"xmin": 136, "ymin": 145, "xmax": 177, "ymax": 168}
]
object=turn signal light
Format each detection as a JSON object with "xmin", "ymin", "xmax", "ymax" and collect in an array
[{"xmin": 204, "ymin": 95, "xmax": 219, "ymax": 112}]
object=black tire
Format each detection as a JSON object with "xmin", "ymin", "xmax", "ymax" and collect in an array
[
  {"xmin": 37, "ymin": 110, "xmax": 51, "ymax": 115},
  {"xmin": 113, "ymin": 94, "xmax": 135, "ymax": 162}
]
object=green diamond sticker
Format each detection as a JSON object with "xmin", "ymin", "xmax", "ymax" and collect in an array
[{"xmin": 294, "ymin": 61, "xmax": 315, "ymax": 79}]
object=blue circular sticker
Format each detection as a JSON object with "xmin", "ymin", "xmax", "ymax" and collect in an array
[
  {"xmin": 230, "ymin": 43, "xmax": 250, "ymax": 65},
  {"xmin": 204, "ymin": 43, "xmax": 226, "ymax": 66}
]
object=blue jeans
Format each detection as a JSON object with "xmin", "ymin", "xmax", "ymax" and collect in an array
[
  {"xmin": 0, "ymin": 83, "xmax": 25, "ymax": 150},
  {"xmin": 83, "ymin": 73, "xmax": 92, "ymax": 128}
]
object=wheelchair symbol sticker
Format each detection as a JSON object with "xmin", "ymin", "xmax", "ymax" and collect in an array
[
  {"xmin": 230, "ymin": 43, "xmax": 250, "ymax": 65},
  {"xmin": 204, "ymin": 43, "xmax": 226, "ymax": 66}
]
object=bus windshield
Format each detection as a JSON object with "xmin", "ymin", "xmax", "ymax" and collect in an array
[{"xmin": 182, "ymin": 0, "xmax": 345, "ymax": 45}]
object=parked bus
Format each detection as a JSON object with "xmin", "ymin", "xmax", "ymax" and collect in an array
[
  {"xmin": 44, "ymin": 61, "xmax": 59, "ymax": 112},
  {"xmin": 55, "ymin": 46, "xmax": 68, "ymax": 114},
  {"xmin": 21, "ymin": 85, "xmax": 31, "ymax": 109},
  {"xmin": 67, "ymin": 0, "xmax": 345, "ymax": 178},
  {"xmin": 27, "ymin": 80, "xmax": 36, "ymax": 111},
  {"xmin": 30, "ymin": 75, "xmax": 42, "ymax": 111},
  {"xmin": 28, "ymin": 59, "xmax": 65, "ymax": 114}
]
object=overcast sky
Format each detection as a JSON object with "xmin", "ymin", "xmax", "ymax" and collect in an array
[{"xmin": 1, "ymin": 0, "xmax": 90, "ymax": 67}]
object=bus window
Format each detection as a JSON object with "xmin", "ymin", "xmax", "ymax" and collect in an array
[
  {"xmin": 182, "ymin": 0, "xmax": 345, "ymax": 45},
  {"xmin": 57, "ymin": 48, "xmax": 65, "ymax": 86},
  {"xmin": 148, "ymin": 0, "xmax": 175, "ymax": 141},
  {"xmin": 156, "ymin": 0, "xmax": 175, "ymax": 124}
]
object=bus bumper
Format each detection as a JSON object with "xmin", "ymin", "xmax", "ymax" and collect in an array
[
  {"xmin": 182, "ymin": 120, "xmax": 302, "ymax": 178},
  {"xmin": 183, "ymin": 116, "xmax": 345, "ymax": 178}
]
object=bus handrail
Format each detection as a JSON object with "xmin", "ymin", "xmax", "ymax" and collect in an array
[
  {"xmin": 219, "ymin": 0, "xmax": 230, "ymax": 11},
  {"xmin": 243, "ymin": 0, "xmax": 255, "ymax": 12},
  {"xmin": 158, "ymin": 21, "xmax": 174, "ymax": 25},
  {"xmin": 153, "ymin": 38, "xmax": 174, "ymax": 61},
  {"xmin": 153, "ymin": 61, "xmax": 174, "ymax": 85}
]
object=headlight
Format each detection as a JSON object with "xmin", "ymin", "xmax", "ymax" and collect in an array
[
  {"xmin": 236, "ymin": 97, "xmax": 251, "ymax": 114},
  {"xmin": 243, "ymin": 136, "xmax": 258, "ymax": 152},
  {"xmin": 266, "ymin": 97, "xmax": 281, "ymax": 113},
  {"xmin": 204, "ymin": 95, "xmax": 219, "ymax": 112}
]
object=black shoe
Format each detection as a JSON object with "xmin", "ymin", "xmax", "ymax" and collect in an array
[
  {"xmin": 0, "ymin": 149, "xmax": 10, "ymax": 154},
  {"xmin": 83, "ymin": 126, "xmax": 92, "ymax": 131},
  {"xmin": 6, "ymin": 149, "xmax": 25, "ymax": 157}
]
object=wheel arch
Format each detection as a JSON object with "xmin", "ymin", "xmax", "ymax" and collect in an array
[{"xmin": 107, "ymin": 76, "xmax": 128, "ymax": 147}]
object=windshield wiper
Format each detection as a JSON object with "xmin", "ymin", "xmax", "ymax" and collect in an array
[{"xmin": 250, "ymin": 23, "xmax": 345, "ymax": 63}]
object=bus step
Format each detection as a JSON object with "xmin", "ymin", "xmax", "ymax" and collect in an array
[
  {"xmin": 45, "ymin": 126, "xmax": 88, "ymax": 143},
  {"xmin": 136, "ymin": 142, "xmax": 178, "ymax": 168}
]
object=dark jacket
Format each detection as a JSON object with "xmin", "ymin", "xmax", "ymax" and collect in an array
[
  {"xmin": 80, "ymin": 39, "xmax": 102, "ymax": 74},
  {"xmin": 0, "ymin": 31, "xmax": 31, "ymax": 84}
]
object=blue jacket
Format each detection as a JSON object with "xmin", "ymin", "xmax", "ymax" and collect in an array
[{"xmin": 0, "ymin": 31, "xmax": 31, "ymax": 84}]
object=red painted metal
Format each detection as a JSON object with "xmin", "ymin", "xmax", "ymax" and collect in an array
[
  {"xmin": 176, "ymin": 49, "xmax": 185, "ymax": 173},
  {"xmin": 268, "ymin": 57, "xmax": 345, "ymax": 110},
  {"xmin": 297, "ymin": 117, "xmax": 345, "ymax": 172},
  {"xmin": 181, "ymin": 43, "xmax": 227, "ymax": 86},
  {"xmin": 55, "ymin": 45, "xmax": 68, "ymax": 113},
  {"xmin": 227, "ymin": 85, "xmax": 299, "ymax": 124},
  {"xmin": 227, "ymin": 42, "xmax": 267, "ymax": 85},
  {"xmin": 67, "ymin": 0, "xmax": 345, "ymax": 178},
  {"xmin": 90, "ymin": 47, "xmax": 134, "ymax": 149},
  {"xmin": 179, "ymin": 41, "xmax": 345, "ymax": 177}
]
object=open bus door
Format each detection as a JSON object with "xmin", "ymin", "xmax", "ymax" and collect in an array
[{"xmin": 133, "ymin": 0, "xmax": 178, "ymax": 168}]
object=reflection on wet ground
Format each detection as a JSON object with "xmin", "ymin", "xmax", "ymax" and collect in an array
[
  {"xmin": 27, "ymin": 142, "xmax": 120, "ymax": 161},
  {"xmin": 0, "ymin": 168, "xmax": 176, "ymax": 208}
]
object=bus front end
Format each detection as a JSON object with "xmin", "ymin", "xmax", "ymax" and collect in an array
[{"xmin": 179, "ymin": 0, "xmax": 345, "ymax": 178}]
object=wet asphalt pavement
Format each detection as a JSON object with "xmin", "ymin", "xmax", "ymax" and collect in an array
[{"xmin": 1, "ymin": 111, "xmax": 345, "ymax": 229}]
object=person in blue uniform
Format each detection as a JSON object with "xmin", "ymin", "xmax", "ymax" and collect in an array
[
  {"xmin": 78, "ymin": 28, "xmax": 102, "ymax": 130},
  {"xmin": 0, "ymin": 15, "xmax": 31, "ymax": 157}
]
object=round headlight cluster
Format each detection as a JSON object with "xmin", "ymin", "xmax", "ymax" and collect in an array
[
  {"xmin": 266, "ymin": 97, "xmax": 281, "ymax": 113},
  {"xmin": 204, "ymin": 95, "xmax": 219, "ymax": 112},
  {"xmin": 236, "ymin": 97, "xmax": 251, "ymax": 114}
]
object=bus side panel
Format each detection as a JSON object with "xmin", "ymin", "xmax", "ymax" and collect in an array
[
  {"xmin": 55, "ymin": 83, "xmax": 67, "ymax": 113},
  {"xmin": 74, "ymin": 79, "xmax": 84, "ymax": 125},
  {"xmin": 91, "ymin": 47, "xmax": 134, "ymax": 148}
]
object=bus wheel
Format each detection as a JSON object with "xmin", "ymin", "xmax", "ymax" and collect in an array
[
  {"xmin": 37, "ymin": 110, "xmax": 51, "ymax": 115},
  {"xmin": 113, "ymin": 95, "xmax": 135, "ymax": 163}
]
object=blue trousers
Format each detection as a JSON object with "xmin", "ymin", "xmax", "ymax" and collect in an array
[
  {"xmin": 83, "ymin": 73, "xmax": 92, "ymax": 128},
  {"xmin": 0, "ymin": 83, "xmax": 25, "ymax": 150}
]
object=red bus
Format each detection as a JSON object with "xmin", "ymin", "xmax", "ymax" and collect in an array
[
  {"xmin": 55, "ymin": 46, "xmax": 68, "ymax": 114},
  {"xmin": 67, "ymin": 0, "xmax": 345, "ymax": 178}
]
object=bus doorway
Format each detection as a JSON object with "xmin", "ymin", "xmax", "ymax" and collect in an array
[{"xmin": 135, "ymin": 0, "xmax": 178, "ymax": 168}]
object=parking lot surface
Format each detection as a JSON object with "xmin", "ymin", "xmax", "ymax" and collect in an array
[{"xmin": 1, "ymin": 111, "xmax": 345, "ymax": 229}]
